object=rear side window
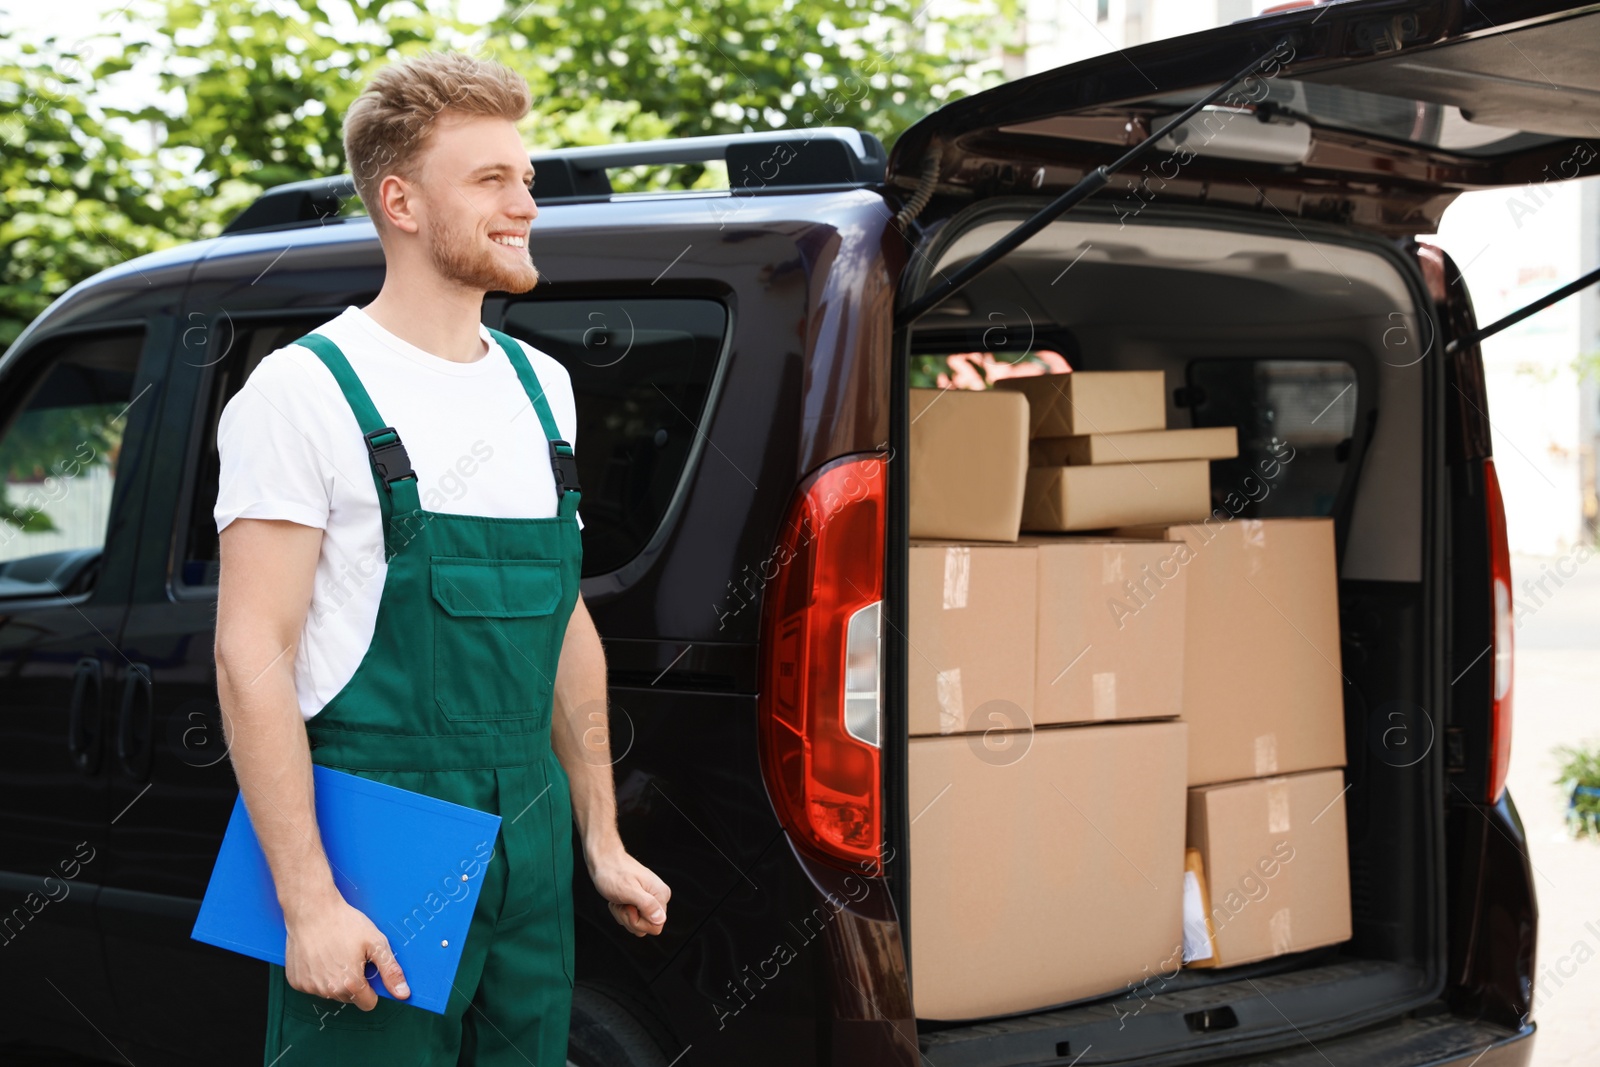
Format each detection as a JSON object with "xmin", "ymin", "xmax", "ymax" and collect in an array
[
  {"xmin": 179, "ymin": 316, "xmax": 339, "ymax": 588},
  {"xmin": 1185, "ymin": 358, "xmax": 1359, "ymax": 518},
  {"xmin": 500, "ymin": 298, "xmax": 728, "ymax": 575},
  {"xmin": 0, "ymin": 330, "xmax": 144, "ymax": 596}
]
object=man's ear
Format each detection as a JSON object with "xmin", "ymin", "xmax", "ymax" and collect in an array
[{"xmin": 376, "ymin": 172, "xmax": 421, "ymax": 235}]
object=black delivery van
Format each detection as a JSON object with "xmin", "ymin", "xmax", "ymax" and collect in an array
[{"xmin": 1, "ymin": 1, "xmax": 1591, "ymax": 1063}]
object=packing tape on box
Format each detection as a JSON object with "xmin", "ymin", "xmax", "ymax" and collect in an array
[
  {"xmin": 1242, "ymin": 518, "xmax": 1266, "ymax": 578},
  {"xmin": 936, "ymin": 668, "xmax": 963, "ymax": 734},
  {"xmin": 1254, "ymin": 733, "xmax": 1280, "ymax": 776},
  {"xmin": 1102, "ymin": 545, "xmax": 1125, "ymax": 586},
  {"xmin": 1036, "ymin": 383, "xmax": 1069, "ymax": 434},
  {"xmin": 1267, "ymin": 780, "xmax": 1292, "ymax": 835},
  {"xmin": 1269, "ymin": 907, "xmax": 1294, "ymax": 956},
  {"xmin": 1092, "ymin": 672, "xmax": 1118, "ymax": 719},
  {"xmin": 943, "ymin": 546, "xmax": 970, "ymax": 610}
]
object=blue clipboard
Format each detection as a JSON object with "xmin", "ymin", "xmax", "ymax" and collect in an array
[{"xmin": 192, "ymin": 764, "xmax": 503, "ymax": 1015}]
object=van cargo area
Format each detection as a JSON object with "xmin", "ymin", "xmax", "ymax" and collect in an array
[{"xmin": 890, "ymin": 204, "xmax": 1445, "ymax": 1064}]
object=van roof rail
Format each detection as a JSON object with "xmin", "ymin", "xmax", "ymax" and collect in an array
[{"xmin": 220, "ymin": 127, "xmax": 886, "ymax": 236}]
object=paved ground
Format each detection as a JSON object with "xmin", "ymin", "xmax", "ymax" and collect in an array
[{"xmin": 1507, "ymin": 551, "xmax": 1600, "ymax": 1066}]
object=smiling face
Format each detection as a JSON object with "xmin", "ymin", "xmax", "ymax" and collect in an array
[{"xmin": 403, "ymin": 110, "xmax": 540, "ymax": 295}]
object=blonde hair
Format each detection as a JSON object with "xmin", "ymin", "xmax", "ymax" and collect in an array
[{"xmin": 342, "ymin": 50, "xmax": 531, "ymax": 232}]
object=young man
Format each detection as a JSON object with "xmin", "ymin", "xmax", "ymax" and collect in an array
[{"xmin": 212, "ymin": 50, "xmax": 670, "ymax": 1064}]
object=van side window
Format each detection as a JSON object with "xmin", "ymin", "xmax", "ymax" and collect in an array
[
  {"xmin": 0, "ymin": 330, "xmax": 144, "ymax": 597},
  {"xmin": 179, "ymin": 317, "xmax": 336, "ymax": 588},
  {"xmin": 1185, "ymin": 358, "xmax": 1359, "ymax": 518},
  {"xmin": 500, "ymin": 298, "xmax": 729, "ymax": 575}
]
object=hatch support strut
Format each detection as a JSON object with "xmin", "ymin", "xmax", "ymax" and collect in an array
[
  {"xmin": 1446, "ymin": 263, "xmax": 1600, "ymax": 353},
  {"xmin": 894, "ymin": 38, "xmax": 1294, "ymax": 329}
]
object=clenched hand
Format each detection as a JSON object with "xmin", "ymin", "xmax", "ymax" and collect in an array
[{"xmin": 590, "ymin": 849, "xmax": 671, "ymax": 937}]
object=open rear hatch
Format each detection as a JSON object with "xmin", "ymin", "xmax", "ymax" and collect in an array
[
  {"xmin": 887, "ymin": 0, "xmax": 1600, "ymax": 249},
  {"xmin": 881, "ymin": 1, "xmax": 1599, "ymax": 1062}
]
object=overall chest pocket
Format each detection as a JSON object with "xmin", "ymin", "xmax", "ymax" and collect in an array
[{"xmin": 430, "ymin": 556, "xmax": 566, "ymax": 722}]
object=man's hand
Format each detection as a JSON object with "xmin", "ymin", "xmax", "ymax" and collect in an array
[
  {"xmin": 549, "ymin": 602, "xmax": 671, "ymax": 937},
  {"xmin": 589, "ymin": 849, "xmax": 670, "ymax": 937},
  {"xmin": 283, "ymin": 885, "xmax": 411, "ymax": 1009}
]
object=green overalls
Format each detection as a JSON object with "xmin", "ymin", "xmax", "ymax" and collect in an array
[{"xmin": 261, "ymin": 328, "xmax": 582, "ymax": 1066}]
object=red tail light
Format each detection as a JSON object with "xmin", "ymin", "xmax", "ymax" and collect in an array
[
  {"xmin": 1485, "ymin": 458, "xmax": 1514, "ymax": 804},
  {"xmin": 758, "ymin": 454, "xmax": 886, "ymax": 873}
]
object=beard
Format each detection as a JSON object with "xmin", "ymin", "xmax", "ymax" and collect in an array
[{"xmin": 424, "ymin": 209, "xmax": 540, "ymax": 295}]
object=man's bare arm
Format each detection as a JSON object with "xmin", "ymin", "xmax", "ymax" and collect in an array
[
  {"xmin": 214, "ymin": 517, "xmax": 410, "ymax": 1007},
  {"xmin": 548, "ymin": 596, "xmax": 670, "ymax": 936}
]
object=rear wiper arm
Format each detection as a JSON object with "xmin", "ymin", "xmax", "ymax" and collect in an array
[
  {"xmin": 1446, "ymin": 263, "xmax": 1600, "ymax": 353},
  {"xmin": 895, "ymin": 37, "xmax": 1295, "ymax": 329}
]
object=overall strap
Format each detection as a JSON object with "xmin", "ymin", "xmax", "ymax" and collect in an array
[
  {"xmin": 295, "ymin": 333, "xmax": 423, "ymax": 552},
  {"xmin": 487, "ymin": 328, "xmax": 583, "ymax": 520}
]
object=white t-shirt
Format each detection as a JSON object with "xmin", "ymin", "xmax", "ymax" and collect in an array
[{"xmin": 214, "ymin": 305, "xmax": 583, "ymax": 721}]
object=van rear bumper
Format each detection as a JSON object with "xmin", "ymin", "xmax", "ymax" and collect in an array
[
  {"xmin": 916, "ymin": 1014, "xmax": 1531, "ymax": 1067},
  {"xmin": 1202, "ymin": 1016, "xmax": 1533, "ymax": 1067},
  {"xmin": 911, "ymin": 953, "xmax": 1530, "ymax": 1067}
]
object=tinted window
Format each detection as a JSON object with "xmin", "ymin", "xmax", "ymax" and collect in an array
[
  {"xmin": 500, "ymin": 298, "xmax": 728, "ymax": 575},
  {"xmin": 179, "ymin": 316, "xmax": 338, "ymax": 587},
  {"xmin": 1186, "ymin": 358, "xmax": 1358, "ymax": 519},
  {"xmin": 0, "ymin": 330, "xmax": 143, "ymax": 596}
]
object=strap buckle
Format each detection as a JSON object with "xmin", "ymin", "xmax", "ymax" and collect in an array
[
  {"xmin": 549, "ymin": 439, "xmax": 581, "ymax": 494},
  {"xmin": 364, "ymin": 427, "xmax": 416, "ymax": 486}
]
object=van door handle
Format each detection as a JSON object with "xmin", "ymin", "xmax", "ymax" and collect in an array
[
  {"xmin": 67, "ymin": 656, "xmax": 105, "ymax": 775},
  {"xmin": 115, "ymin": 663, "xmax": 155, "ymax": 780}
]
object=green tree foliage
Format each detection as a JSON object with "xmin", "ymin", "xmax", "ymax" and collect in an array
[
  {"xmin": 0, "ymin": 30, "xmax": 187, "ymax": 347},
  {"xmin": 102, "ymin": 0, "xmax": 477, "ymax": 205},
  {"xmin": 493, "ymin": 0, "xmax": 1013, "ymax": 189},
  {"xmin": 1, "ymin": 0, "xmax": 1016, "ymax": 353}
]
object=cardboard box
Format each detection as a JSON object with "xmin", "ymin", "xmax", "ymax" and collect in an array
[
  {"xmin": 1022, "ymin": 460, "xmax": 1211, "ymax": 532},
  {"xmin": 908, "ymin": 541, "xmax": 1036, "ymax": 736},
  {"xmin": 1117, "ymin": 518, "xmax": 1346, "ymax": 786},
  {"xmin": 994, "ymin": 370, "xmax": 1166, "ymax": 438},
  {"xmin": 1018, "ymin": 534, "xmax": 1187, "ymax": 724},
  {"xmin": 910, "ymin": 388, "xmax": 1029, "ymax": 541},
  {"xmin": 1184, "ymin": 768, "xmax": 1352, "ymax": 967},
  {"xmin": 909, "ymin": 721, "xmax": 1188, "ymax": 1019},
  {"xmin": 1030, "ymin": 426, "xmax": 1239, "ymax": 466}
]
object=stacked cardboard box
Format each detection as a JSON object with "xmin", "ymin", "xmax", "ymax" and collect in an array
[
  {"xmin": 905, "ymin": 375, "xmax": 1353, "ymax": 1011},
  {"xmin": 1182, "ymin": 769, "xmax": 1352, "ymax": 969},
  {"xmin": 1114, "ymin": 518, "xmax": 1347, "ymax": 786},
  {"xmin": 993, "ymin": 370, "xmax": 1238, "ymax": 533},
  {"xmin": 909, "ymin": 387, "xmax": 1029, "ymax": 541},
  {"xmin": 907, "ymin": 533, "xmax": 1191, "ymax": 1018},
  {"xmin": 908, "ymin": 537, "xmax": 1187, "ymax": 735},
  {"xmin": 1114, "ymin": 517, "xmax": 1353, "ymax": 968},
  {"xmin": 909, "ymin": 371, "xmax": 1238, "ymax": 539},
  {"xmin": 909, "ymin": 721, "xmax": 1187, "ymax": 1019},
  {"xmin": 907, "ymin": 541, "xmax": 1035, "ymax": 737}
]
